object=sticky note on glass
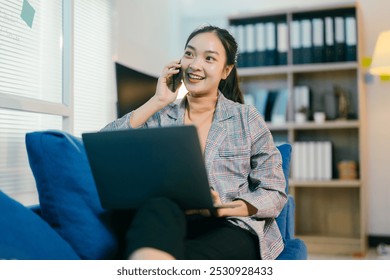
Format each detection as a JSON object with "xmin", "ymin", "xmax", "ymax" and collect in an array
[
  {"xmin": 20, "ymin": 0, "xmax": 35, "ymax": 28},
  {"xmin": 361, "ymin": 57, "xmax": 372, "ymax": 69},
  {"xmin": 380, "ymin": 75, "xmax": 390, "ymax": 82}
]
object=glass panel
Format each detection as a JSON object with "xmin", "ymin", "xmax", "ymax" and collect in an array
[
  {"xmin": 0, "ymin": 0, "xmax": 63, "ymax": 103},
  {"xmin": 73, "ymin": 0, "xmax": 116, "ymax": 136},
  {"xmin": 0, "ymin": 108, "xmax": 62, "ymax": 205}
]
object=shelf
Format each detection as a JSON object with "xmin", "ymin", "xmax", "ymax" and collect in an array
[
  {"xmin": 228, "ymin": 1, "xmax": 356, "ymax": 20},
  {"xmin": 238, "ymin": 65, "xmax": 289, "ymax": 76},
  {"xmin": 290, "ymin": 179, "xmax": 361, "ymax": 188},
  {"xmin": 293, "ymin": 120, "xmax": 360, "ymax": 130},
  {"xmin": 292, "ymin": 62, "xmax": 358, "ymax": 73},
  {"xmin": 296, "ymin": 236, "xmax": 364, "ymax": 255},
  {"xmin": 238, "ymin": 62, "xmax": 358, "ymax": 77},
  {"xmin": 266, "ymin": 120, "xmax": 360, "ymax": 131}
]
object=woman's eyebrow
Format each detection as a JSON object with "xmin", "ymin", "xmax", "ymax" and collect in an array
[{"xmin": 186, "ymin": 44, "xmax": 220, "ymax": 56}]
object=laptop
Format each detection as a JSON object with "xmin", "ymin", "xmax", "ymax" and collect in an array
[{"xmin": 82, "ymin": 125, "xmax": 237, "ymax": 210}]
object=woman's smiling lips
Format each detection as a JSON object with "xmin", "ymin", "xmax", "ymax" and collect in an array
[{"xmin": 187, "ymin": 73, "xmax": 205, "ymax": 81}]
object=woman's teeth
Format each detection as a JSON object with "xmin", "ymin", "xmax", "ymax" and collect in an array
[{"xmin": 188, "ymin": 73, "xmax": 204, "ymax": 80}]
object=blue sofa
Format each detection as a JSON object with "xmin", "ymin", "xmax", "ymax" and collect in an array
[{"xmin": 0, "ymin": 130, "xmax": 307, "ymax": 260}]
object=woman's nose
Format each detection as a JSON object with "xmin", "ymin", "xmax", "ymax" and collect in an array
[{"xmin": 189, "ymin": 57, "xmax": 202, "ymax": 70}]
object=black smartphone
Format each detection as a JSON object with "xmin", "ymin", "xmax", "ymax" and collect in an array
[{"xmin": 169, "ymin": 67, "xmax": 182, "ymax": 92}]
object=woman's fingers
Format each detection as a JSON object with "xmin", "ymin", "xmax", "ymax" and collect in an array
[
  {"xmin": 153, "ymin": 59, "xmax": 182, "ymax": 107},
  {"xmin": 210, "ymin": 190, "xmax": 221, "ymax": 204},
  {"xmin": 163, "ymin": 60, "xmax": 181, "ymax": 76},
  {"xmin": 185, "ymin": 209, "xmax": 211, "ymax": 216}
]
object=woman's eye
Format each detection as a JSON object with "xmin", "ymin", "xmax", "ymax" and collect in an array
[
  {"xmin": 206, "ymin": 56, "xmax": 215, "ymax": 61},
  {"xmin": 184, "ymin": 51, "xmax": 193, "ymax": 57}
]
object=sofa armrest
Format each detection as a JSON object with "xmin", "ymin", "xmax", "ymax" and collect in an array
[
  {"xmin": 276, "ymin": 195, "xmax": 308, "ymax": 259},
  {"xmin": 29, "ymin": 205, "xmax": 42, "ymax": 217},
  {"xmin": 285, "ymin": 195, "xmax": 295, "ymax": 240}
]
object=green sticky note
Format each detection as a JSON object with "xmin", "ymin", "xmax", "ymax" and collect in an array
[
  {"xmin": 379, "ymin": 75, "xmax": 390, "ymax": 82},
  {"xmin": 362, "ymin": 57, "xmax": 372, "ymax": 68},
  {"xmin": 20, "ymin": 0, "xmax": 35, "ymax": 28}
]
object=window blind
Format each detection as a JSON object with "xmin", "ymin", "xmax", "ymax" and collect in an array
[
  {"xmin": 0, "ymin": 109, "xmax": 62, "ymax": 204},
  {"xmin": 0, "ymin": 0, "xmax": 62, "ymax": 102},
  {"xmin": 0, "ymin": 0, "xmax": 63, "ymax": 205},
  {"xmin": 73, "ymin": 0, "xmax": 116, "ymax": 136}
]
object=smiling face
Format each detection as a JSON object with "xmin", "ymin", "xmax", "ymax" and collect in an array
[{"xmin": 181, "ymin": 32, "xmax": 233, "ymax": 97}]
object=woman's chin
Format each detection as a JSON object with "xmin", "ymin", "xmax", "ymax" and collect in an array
[{"xmin": 183, "ymin": 84, "xmax": 202, "ymax": 95}]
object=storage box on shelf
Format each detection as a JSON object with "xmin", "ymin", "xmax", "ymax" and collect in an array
[{"xmin": 229, "ymin": 2, "xmax": 366, "ymax": 255}]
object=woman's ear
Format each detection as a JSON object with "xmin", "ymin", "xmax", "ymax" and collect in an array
[{"xmin": 222, "ymin": 64, "xmax": 234, "ymax": 80}]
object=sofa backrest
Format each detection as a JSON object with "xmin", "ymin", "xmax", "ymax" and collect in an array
[{"xmin": 275, "ymin": 143, "xmax": 292, "ymax": 242}]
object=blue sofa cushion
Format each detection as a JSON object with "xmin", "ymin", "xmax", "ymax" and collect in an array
[
  {"xmin": 276, "ymin": 239, "xmax": 308, "ymax": 260},
  {"xmin": 25, "ymin": 130, "xmax": 118, "ymax": 260},
  {"xmin": 275, "ymin": 144, "xmax": 292, "ymax": 242},
  {"xmin": 285, "ymin": 195, "xmax": 295, "ymax": 240},
  {"xmin": 277, "ymin": 143, "xmax": 292, "ymax": 194},
  {"xmin": 0, "ymin": 191, "xmax": 80, "ymax": 260}
]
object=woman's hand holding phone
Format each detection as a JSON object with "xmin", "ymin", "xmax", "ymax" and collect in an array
[
  {"xmin": 128, "ymin": 60, "xmax": 182, "ymax": 128},
  {"xmin": 153, "ymin": 60, "xmax": 183, "ymax": 110}
]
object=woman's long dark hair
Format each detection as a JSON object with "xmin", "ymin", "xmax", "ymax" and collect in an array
[{"xmin": 184, "ymin": 25, "xmax": 244, "ymax": 104}]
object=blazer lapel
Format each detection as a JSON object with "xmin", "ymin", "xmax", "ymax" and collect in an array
[
  {"xmin": 204, "ymin": 94, "xmax": 233, "ymax": 171},
  {"xmin": 166, "ymin": 98, "xmax": 186, "ymax": 125}
]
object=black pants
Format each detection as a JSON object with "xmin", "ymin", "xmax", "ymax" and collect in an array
[{"xmin": 124, "ymin": 197, "xmax": 260, "ymax": 260}]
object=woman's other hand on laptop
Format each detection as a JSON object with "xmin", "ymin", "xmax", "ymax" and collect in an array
[
  {"xmin": 210, "ymin": 190, "xmax": 256, "ymax": 217},
  {"xmin": 185, "ymin": 190, "xmax": 257, "ymax": 218}
]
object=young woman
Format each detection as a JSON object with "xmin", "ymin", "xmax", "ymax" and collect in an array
[{"xmin": 102, "ymin": 25, "xmax": 287, "ymax": 260}]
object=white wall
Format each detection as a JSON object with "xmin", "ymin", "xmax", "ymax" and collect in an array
[
  {"xmin": 114, "ymin": 0, "xmax": 182, "ymax": 76},
  {"xmin": 358, "ymin": 0, "xmax": 390, "ymax": 236},
  {"xmin": 114, "ymin": 0, "xmax": 390, "ymax": 237}
]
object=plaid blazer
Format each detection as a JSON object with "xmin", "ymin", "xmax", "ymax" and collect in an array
[{"xmin": 102, "ymin": 93, "xmax": 287, "ymax": 260}]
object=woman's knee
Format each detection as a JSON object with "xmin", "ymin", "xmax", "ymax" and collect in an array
[
  {"xmin": 137, "ymin": 197, "xmax": 184, "ymax": 220},
  {"xmin": 125, "ymin": 197, "xmax": 186, "ymax": 259}
]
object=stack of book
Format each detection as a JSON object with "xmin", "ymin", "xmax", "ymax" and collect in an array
[
  {"xmin": 244, "ymin": 88, "xmax": 288, "ymax": 124},
  {"xmin": 291, "ymin": 10, "xmax": 357, "ymax": 64},
  {"xmin": 229, "ymin": 17, "xmax": 288, "ymax": 67},
  {"xmin": 293, "ymin": 85, "xmax": 311, "ymax": 121},
  {"xmin": 230, "ymin": 8, "xmax": 357, "ymax": 67},
  {"xmin": 292, "ymin": 141, "xmax": 333, "ymax": 180}
]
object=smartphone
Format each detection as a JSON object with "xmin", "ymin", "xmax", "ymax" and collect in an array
[{"xmin": 169, "ymin": 67, "xmax": 182, "ymax": 92}]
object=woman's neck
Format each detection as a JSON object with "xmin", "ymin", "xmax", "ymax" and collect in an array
[
  {"xmin": 185, "ymin": 92, "xmax": 218, "ymax": 154},
  {"xmin": 186, "ymin": 92, "xmax": 218, "ymax": 119}
]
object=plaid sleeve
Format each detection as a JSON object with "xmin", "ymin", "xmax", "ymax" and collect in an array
[
  {"xmin": 100, "ymin": 111, "xmax": 161, "ymax": 132},
  {"xmin": 100, "ymin": 112, "xmax": 134, "ymax": 131},
  {"xmin": 235, "ymin": 105, "xmax": 287, "ymax": 218}
]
